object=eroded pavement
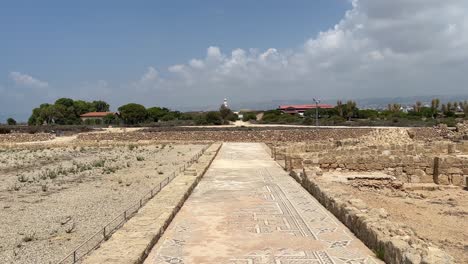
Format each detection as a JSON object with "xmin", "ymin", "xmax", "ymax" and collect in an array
[{"xmin": 144, "ymin": 143, "xmax": 382, "ymax": 264}]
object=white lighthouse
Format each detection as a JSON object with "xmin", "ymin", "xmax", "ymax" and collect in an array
[{"xmin": 223, "ymin": 98, "xmax": 228, "ymax": 108}]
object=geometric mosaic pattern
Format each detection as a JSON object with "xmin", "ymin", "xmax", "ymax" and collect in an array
[{"xmin": 144, "ymin": 143, "xmax": 382, "ymax": 264}]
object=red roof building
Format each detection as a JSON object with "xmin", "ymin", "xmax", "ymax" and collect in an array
[
  {"xmin": 278, "ymin": 104, "xmax": 334, "ymax": 115},
  {"xmin": 80, "ymin": 112, "xmax": 116, "ymax": 118}
]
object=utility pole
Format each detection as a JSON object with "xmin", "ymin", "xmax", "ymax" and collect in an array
[{"xmin": 313, "ymin": 98, "xmax": 320, "ymax": 127}]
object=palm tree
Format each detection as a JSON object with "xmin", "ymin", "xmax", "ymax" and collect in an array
[
  {"xmin": 431, "ymin": 98, "xmax": 440, "ymax": 118},
  {"xmin": 441, "ymin": 104, "xmax": 447, "ymax": 114},
  {"xmin": 336, "ymin": 100, "xmax": 343, "ymax": 117},
  {"xmin": 415, "ymin": 101, "xmax": 422, "ymax": 113},
  {"xmin": 345, "ymin": 100, "xmax": 356, "ymax": 120}
]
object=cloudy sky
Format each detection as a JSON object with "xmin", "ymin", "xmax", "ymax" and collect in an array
[{"xmin": 1, "ymin": 0, "xmax": 468, "ymax": 120}]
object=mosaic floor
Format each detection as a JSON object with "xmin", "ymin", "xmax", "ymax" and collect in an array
[{"xmin": 144, "ymin": 143, "xmax": 382, "ymax": 264}]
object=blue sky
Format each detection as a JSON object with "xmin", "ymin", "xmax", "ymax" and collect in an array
[
  {"xmin": 0, "ymin": 0, "xmax": 348, "ymax": 86},
  {"xmin": 1, "ymin": 0, "xmax": 468, "ymax": 121}
]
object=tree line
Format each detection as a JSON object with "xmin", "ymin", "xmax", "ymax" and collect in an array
[
  {"xmin": 28, "ymin": 98, "xmax": 110, "ymax": 125},
  {"xmin": 254, "ymin": 99, "xmax": 468, "ymax": 126},
  {"xmin": 25, "ymin": 98, "xmax": 237, "ymax": 126},
  {"xmin": 6, "ymin": 97, "xmax": 467, "ymax": 127}
]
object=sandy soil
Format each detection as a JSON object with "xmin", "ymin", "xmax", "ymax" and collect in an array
[
  {"xmin": 0, "ymin": 142, "xmax": 206, "ymax": 264},
  {"xmin": 319, "ymin": 175, "xmax": 468, "ymax": 263}
]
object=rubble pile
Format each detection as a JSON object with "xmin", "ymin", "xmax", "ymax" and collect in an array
[
  {"xmin": 349, "ymin": 179, "xmax": 404, "ymax": 190},
  {"xmin": 456, "ymin": 121, "xmax": 468, "ymax": 139},
  {"xmin": 430, "ymin": 121, "xmax": 468, "ymax": 141},
  {"xmin": 0, "ymin": 133, "xmax": 54, "ymax": 143},
  {"xmin": 354, "ymin": 128, "xmax": 413, "ymax": 146},
  {"xmin": 408, "ymin": 127, "xmax": 443, "ymax": 141},
  {"xmin": 77, "ymin": 128, "xmax": 374, "ymax": 142}
]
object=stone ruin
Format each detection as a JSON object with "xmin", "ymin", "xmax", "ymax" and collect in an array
[{"xmin": 274, "ymin": 129, "xmax": 468, "ymax": 187}]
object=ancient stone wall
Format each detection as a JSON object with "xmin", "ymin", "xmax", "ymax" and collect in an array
[
  {"xmin": 289, "ymin": 170, "xmax": 454, "ymax": 264},
  {"xmin": 275, "ymin": 141, "xmax": 468, "ymax": 187}
]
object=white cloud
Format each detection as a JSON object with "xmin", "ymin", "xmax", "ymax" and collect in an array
[
  {"xmin": 9, "ymin": 72, "xmax": 49, "ymax": 88},
  {"xmin": 189, "ymin": 59, "xmax": 204, "ymax": 69},
  {"xmin": 3, "ymin": 0, "xmax": 468, "ymax": 118},
  {"xmin": 130, "ymin": 0, "xmax": 468, "ymax": 106},
  {"xmin": 139, "ymin": 67, "xmax": 159, "ymax": 83}
]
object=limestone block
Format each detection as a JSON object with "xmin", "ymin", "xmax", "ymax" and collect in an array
[
  {"xmin": 348, "ymin": 199, "xmax": 367, "ymax": 210},
  {"xmin": 451, "ymin": 174, "xmax": 464, "ymax": 186},
  {"xmin": 409, "ymin": 175, "xmax": 421, "ymax": 183},
  {"xmin": 421, "ymin": 246, "xmax": 454, "ymax": 264},
  {"xmin": 446, "ymin": 167, "xmax": 463, "ymax": 174},
  {"xmin": 404, "ymin": 167, "xmax": 415, "ymax": 175},
  {"xmin": 438, "ymin": 174, "xmax": 449, "ymax": 185},
  {"xmin": 425, "ymin": 167, "xmax": 434, "ymax": 175},
  {"xmin": 395, "ymin": 167, "xmax": 404, "ymax": 176}
]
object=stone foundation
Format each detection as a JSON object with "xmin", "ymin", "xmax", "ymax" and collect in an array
[
  {"xmin": 290, "ymin": 170, "xmax": 454, "ymax": 264},
  {"xmin": 273, "ymin": 141, "xmax": 468, "ymax": 187}
]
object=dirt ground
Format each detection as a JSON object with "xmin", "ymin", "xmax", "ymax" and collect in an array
[
  {"xmin": 318, "ymin": 174, "xmax": 468, "ymax": 263},
  {"xmin": 0, "ymin": 142, "xmax": 205, "ymax": 264}
]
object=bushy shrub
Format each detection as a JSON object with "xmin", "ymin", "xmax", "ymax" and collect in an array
[
  {"xmin": 0, "ymin": 127, "xmax": 11, "ymax": 134},
  {"xmin": 242, "ymin": 112, "xmax": 257, "ymax": 122},
  {"xmin": 205, "ymin": 111, "xmax": 223, "ymax": 125},
  {"xmin": 7, "ymin": 118, "xmax": 16, "ymax": 125}
]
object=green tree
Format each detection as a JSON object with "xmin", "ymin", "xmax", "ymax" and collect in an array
[
  {"xmin": 336, "ymin": 100, "xmax": 344, "ymax": 117},
  {"xmin": 462, "ymin": 101, "xmax": 468, "ymax": 117},
  {"xmin": 53, "ymin": 98, "xmax": 81, "ymax": 124},
  {"xmin": 431, "ymin": 98, "xmax": 440, "ymax": 118},
  {"xmin": 345, "ymin": 101, "xmax": 358, "ymax": 120},
  {"xmin": 205, "ymin": 111, "xmax": 223, "ymax": 125},
  {"xmin": 103, "ymin": 114, "xmax": 117, "ymax": 125},
  {"xmin": 91, "ymin": 100, "xmax": 110, "ymax": 112},
  {"xmin": 55, "ymin": 98, "xmax": 75, "ymax": 108},
  {"xmin": 242, "ymin": 112, "xmax": 257, "ymax": 122},
  {"xmin": 7, "ymin": 118, "xmax": 16, "ymax": 125},
  {"xmin": 73, "ymin": 100, "xmax": 93, "ymax": 115},
  {"xmin": 161, "ymin": 112, "xmax": 179, "ymax": 121},
  {"xmin": 147, "ymin": 107, "xmax": 170, "ymax": 122},
  {"xmin": 219, "ymin": 104, "xmax": 235, "ymax": 123},
  {"xmin": 414, "ymin": 101, "xmax": 422, "ymax": 113},
  {"xmin": 118, "ymin": 103, "xmax": 147, "ymax": 125},
  {"xmin": 357, "ymin": 109, "xmax": 379, "ymax": 119},
  {"xmin": 261, "ymin": 110, "xmax": 282, "ymax": 123}
]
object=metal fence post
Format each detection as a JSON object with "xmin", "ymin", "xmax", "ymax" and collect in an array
[{"xmin": 73, "ymin": 251, "xmax": 77, "ymax": 263}]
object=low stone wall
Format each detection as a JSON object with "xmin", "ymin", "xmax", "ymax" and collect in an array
[
  {"xmin": 77, "ymin": 128, "xmax": 374, "ymax": 142},
  {"xmin": 437, "ymin": 155, "xmax": 468, "ymax": 186},
  {"xmin": 0, "ymin": 133, "xmax": 54, "ymax": 143},
  {"xmin": 275, "ymin": 141, "xmax": 468, "ymax": 187},
  {"xmin": 290, "ymin": 171, "xmax": 454, "ymax": 264},
  {"xmin": 82, "ymin": 143, "xmax": 222, "ymax": 264}
]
